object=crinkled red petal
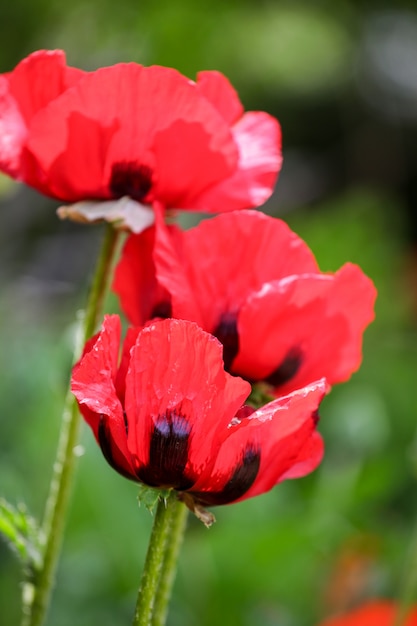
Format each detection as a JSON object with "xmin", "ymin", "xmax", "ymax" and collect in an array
[{"xmin": 124, "ymin": 318, "xmax": 250, "ymax": 479}]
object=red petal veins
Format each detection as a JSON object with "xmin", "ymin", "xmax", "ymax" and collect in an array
[
  {"xmin": 161, "ymin": 210, "xmax": 318, "ymax": 331},
  {"xmin": 114, "ymin": 210, "xmax": 320, "ymax": 335},
  {"xmin": 196, "ymin": 70, "xmax": 244, "ymax": 124},
  {"xmin": 319, "ymin": 601, "xmax": 417, "ymax": 626},
  {"xmin": 191, "ymin": 379, "xmax": 327, "ymax": 503},
  {"xmin": 124, "ymin": 319, "xmax": 250, "ymax": 476},
  {"xmin": 234, "ymin": 263, "xmax": 377, "ymax": 392},
  {"xmin": 71, "ymin": 315, "xmax": 135, "ymax": 477}
]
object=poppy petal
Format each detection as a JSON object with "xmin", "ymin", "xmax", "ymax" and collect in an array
[
  {"xmin": 113, "ymin": 210, "xmax": 203, "ymax": 327},
  {"xmin": 190, "ymin": 378, "xmax": 327, "ymax": 504},
  {"xmin": 25, "ymin": 64, "xmax": 237, "ymax": 203},
  {"xmin": 0, "ymin": 78, "xmax": 26, "ymax": 176},
  {"xmin": 71, "ymin": 315, "xmax": 135, "ymax": 478},
  {"xmin": 180, "ymin": 210, "xmax": 318, "ymax": 331},
  {"xmin": 192, "ymin": 111, "xmax": 283, "ymax": 212},
  {"xmin": 124, "ymin": 319, "xmax": 251, "ymax": 481},
  {"xmin": 112, "ymin": 215, "xmax": 176, "ymax": 327},
  {"xmin": 234, "ymin": 263, "xmax": 377, "ymax": 392},
  {"xmin": 196, "ymin": 70, "xmax": 244, "ymax": 124},
  {"xmin": 0, "ymin": 50, "xmax": 84, "ymax": 179},
  {"xmin": 6, "ymin": 49, "xmax": 84, "ymax": 124},
  {"xmin": 279, "ymin": 430, "xmax": 324, "ymax": 481},
  {"xmin": 151, "ymin": 210, "xmax": 318, "ymax": 332},
  {"xmin": 113, "ymin": 210, "xmax": 321, "ymax": 337}
]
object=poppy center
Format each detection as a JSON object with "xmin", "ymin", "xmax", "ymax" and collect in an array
[
  {"xmin": 110, "ymin": 161, "xmax": 153, "ymax": 202},
  {"xmin": 190, "ymin": 445, "xmax": 261, "ymax": 506},
  {"xmin": 213, "ymin": 313, "xmax": 239, "ymax": 371},
  {"xmin": 136, "ymin": 410, "xmax": 194, "ymax": 490},
  {"xmin": 266, "ymin": 347, "xmax": 303, "ymax": 387}
]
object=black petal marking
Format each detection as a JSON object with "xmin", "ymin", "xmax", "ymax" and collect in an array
[
  {"xmin": 266, "ymin": 347, "xmax": 303, "ymax": 387},
  {"xmin": 110, "ymin": 162, "xmax": 153, "ymax": 202},
  {"xmin": 151, "ymin": 300, "xmax": 172, "ymax": 319},
  {"xmin": 190, "ymin": 446, "xmax": 261, "ymax": 506},
  {"xmin": 98, "ymin": 415, "xmax": 135, "ymax": 481},
  {"xmin": 137, "ymin": 410, "xmax": 195, "ymax": 490},
  {"xmin": 213, "ymin": 313, "xmax": 240, "ymax": 371}
]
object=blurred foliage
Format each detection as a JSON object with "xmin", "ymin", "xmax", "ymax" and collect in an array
[{"xmin": 1, "ymin": 1, "xmax": 417, "ymax": 626}]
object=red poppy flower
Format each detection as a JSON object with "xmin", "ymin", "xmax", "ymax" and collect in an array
[
  {"xmin": 113, "ymin": 210, "xmax": 376, "ymax": 396},
  {"xmin": 319, "ymin": 601, "xmax": 417, "ymax": 626},
  {"xmin": 0, "ymin": 50, "xmax": 282, "ymax": 216},
  {"xmin": 71, "ymin": 315, "xmax": 326, "ymax": 510}
]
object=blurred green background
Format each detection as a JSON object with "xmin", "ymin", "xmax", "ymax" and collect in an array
[{"xmin": 1, "ymin": 1, "xmax": 417, "ymax": 625}]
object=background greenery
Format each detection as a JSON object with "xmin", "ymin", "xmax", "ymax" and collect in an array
[{"xmin": 1, "ymin": 1, "xmax": 417, "ymax": 625}]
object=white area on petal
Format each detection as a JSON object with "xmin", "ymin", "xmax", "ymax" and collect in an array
[{"xmin": 57, "ymin": 196, "xmax": 155, "ymax": 233}]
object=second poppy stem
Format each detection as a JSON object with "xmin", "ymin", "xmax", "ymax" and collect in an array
[{"xmin": 22, "ymin": 225, "xmax": 121, "ymax": 626}]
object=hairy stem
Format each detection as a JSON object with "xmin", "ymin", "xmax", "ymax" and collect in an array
[
  {"xmin": 23, "ymin": 225, "xmax": 121, "ymax": 626},
  {"xmin": 151, "ymin": 500, "xmax": 188, "ymax": 626},
  {"xmin": 133, "ymin": 494, "xmax": 187, "ymax": 626}
]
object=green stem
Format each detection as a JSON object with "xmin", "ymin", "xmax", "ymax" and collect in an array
[
  {"xmin": 22, "ymin": 225, "xmax": 121, "ymax": 626},
  {"xmin": 151, "ymin": 500, "xmax": 188, "ymax": 626},
  {"xmin": 133, "ymin": 494, "xmax": 187, "ymax": 626}
]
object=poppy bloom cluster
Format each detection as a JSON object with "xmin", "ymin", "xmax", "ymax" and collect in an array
[
  {"xmin": 113, "ymin": 209, "xmax": 377, "ymax": 397},
  {"xmin": 36, "ymin": 49, "xmax": 378, "ymax": 514},
  {"xmin": 71, "ymin": 210, "xmax": 376, "ymax": 513},
  {"xmin": 0, "ymin": 49, "xmax": 282, "ymax": 222},
  {"xmin": 318, "ymin": 601, "xmax": 417, "ymax": 626},
  {"xmin": 71, "ymin": 315, "xmax": 327, "ymax": 514}
]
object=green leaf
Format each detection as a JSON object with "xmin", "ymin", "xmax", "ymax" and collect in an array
[
  {"xmin": 137, "ymin": 485, "xmax": 171, "ymax": 514},
  {"xmin": 0, "ymin": 498, "xmax": 42, "ymax": 569}
]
